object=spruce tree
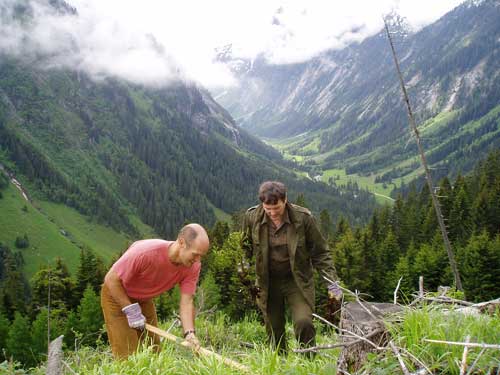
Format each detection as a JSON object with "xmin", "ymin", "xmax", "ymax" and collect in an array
[
  {"xmin": 332, "ymin": 228, "xmax": 366, "ymax": 292},
  {"xmin": 0, "ymin": 312, "xmax": 10, "ymax": 359},
  {"xmin": 421, "ymin": 201, "xmax": 438, "ymax": 243},
  {"xmin": 387, "ymin": 254, "xmax": 413, "ymax": 301},
  {"xmin": 333, "ymin": 216, "xmax": 350, "ymax": 244},
  {"xmin": 75, "ymin": 249, "xmax": 106, "ymax": 302},
  {"xmin": 6, "ymin": 312, "xmax": 33, "ymax": 367},
  {"xmin": 459, "ymin": 231, "xmax": 500, "ymax": 302},
  {"xmin": 374, "ymin": 230, "xmax": 400, "ymax": 299},
  {"xmin": 1, "ymin": 252, "xmax": 28, "ymax": 318},
  {"xmin": 437, "ymin": 177, "xmax": 453, "ymax": 220},
  {"xmin": 472, "ymin": 190, "xmax": 490, "ymax": 233},
  {"xmin": 198, "ymin": 272, "xmax": 221, "ymax": 311},
  {"xmin": 295, "ymin": 193, "xmax": 308, "ymax": 208},
  {"xmin": 155, "ymin": 287, "xmax": 181, "ymax": 322},
  {"xmin": 449, "ymin": 185, "xmax": 473, "ymax": 245},
  {"xmin": 31, "ymin": 259, "xmax": 74, "ymax": 314},
  {"xmin": 63, "ymin": 311, "xmax": 80, "ymax": 349},
  {"xmin": 213, "ymin": 221, "xmax": 230, "ymax": 247},
  {"xmin": 31, "ymin": 308, "xmax": 48, "ymax": 363},
  {"xmin": 413, "ymin": 235, "xmax": 452, "ymax": 292},
  {"xmin": 319, "ymin": 209, "xmax": 333, "ymax": 239},
  {"xmin": 77, "ymin": 285, "xmax": 104, "ymax": 346}
]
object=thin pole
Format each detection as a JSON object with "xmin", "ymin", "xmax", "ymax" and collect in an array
[
  {"xmin": 47, "ymin": 267, "xmax": 51, "ymax": 351},
  {"xmin": 383, "ymin": 19, "xmax": 463, "ymax": 291}
]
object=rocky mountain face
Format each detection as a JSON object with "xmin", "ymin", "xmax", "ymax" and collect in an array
[{"xmin": 215, "ymin": 0, "xmax": 500, "ymax": 181}]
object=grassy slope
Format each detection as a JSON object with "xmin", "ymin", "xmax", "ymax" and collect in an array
[
  {"xmin": 0, "ymin": 183, "xmax": 81, "ymax": 277},
  {"xmin": 322, "ymin": 168, "xmax": 395, "ymax": 204},
  {"xmin": 0, "ymin": 176, "xmax": 228, "ymax": 278},
  {"xmin": 208, "ymin": 202, "xmax": 232, "ymax": 223},
  {"xmin": 0, "ymin": 182, "xmax": 154, "ymax": 278},
  {"xmin": 25, "ymin": 305, "xmax": 500, "ymax": 374}
]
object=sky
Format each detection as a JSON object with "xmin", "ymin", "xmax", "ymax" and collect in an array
[{"xmin": 0, "ymin": 0, "xmax": 465, "ymax": 89}]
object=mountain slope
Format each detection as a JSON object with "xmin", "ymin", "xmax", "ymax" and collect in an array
[
  {"xmin": 0, "ymin": 55, "xmax": 377, "ymax": 240},
  {"xmin": 0, "ymin": 181, "xmax": 141, "ymax": 277},
  {"xmin": 0, "ymin": 0, "xmax": 379, "ymax": 274},
  {"xmin": 215, "ymin": 0, "xmax": 500, "ymax": 186}
]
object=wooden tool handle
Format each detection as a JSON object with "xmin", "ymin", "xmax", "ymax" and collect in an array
[{"xmin": 145, "ymin": 323, "xmax": 252, "ymax": 374}]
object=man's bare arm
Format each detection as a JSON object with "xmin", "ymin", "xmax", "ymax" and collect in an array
[
  {"xmin": 179, "ymin": 292, "xmax": 196, "ymax": 332},
  {"xmin": 103, "ymin": 269, "xmax": 132, "ymax": 309}
]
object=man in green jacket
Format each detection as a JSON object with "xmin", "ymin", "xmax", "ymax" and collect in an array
[{"xmin": 241, "ymin": 181, "xmax": 342, "ymax": 353}]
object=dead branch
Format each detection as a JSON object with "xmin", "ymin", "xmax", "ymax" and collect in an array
[
  {"xmin": 313, "ymin": 313, "xmax": 386, "ymax": 351},
  {"xmin": 460, "ymin": 335, "xmax": 471, "ymax": 375},
  {"xmin": 424, "ymin": 339, "xmax": 500, "ymax": 350},
  {"xmin": 410, "ymin": 294, "xmax": 474, "ymax": 308},
  {"xmin": 465, "ymin": 348, "xmax": 486, "ymax": 375},
  {"xmin": 410, "ymin": 369, "xmax": 429, "ymax": 375},
  {"xmin": 394, "ymin": 277, "xmax": 403, "ymax": 305},
  {"xmin": 322, "ymin": 276, "xmax": 380, "ymax": 321},
  {"xmin": 293, "ymin": 342, "xmax": 348, "ymax": 353},
  {"xmin": 425, "ymin": 296, "xmax": 473, "ymax": 306},
  {"xmin": 165, "ymin": 318, "xmax": 180, "ymax": 334},
  {"xmin": 61, "ymin": 360, "xmax": 78, "ymax": 375},
  {"xmin": 293, "ymin": 329, "xmax": 385, "ymax": 354},
  {"xmin": 400, "ymin": 347, "xmax": 432, "ymax": 375},
  {"xmin": 389, "ymin": 340, "xmax": 411, "ymax": 375}
]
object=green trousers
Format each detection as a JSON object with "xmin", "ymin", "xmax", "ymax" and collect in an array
[{"xmin": 266, "ymin": 275, "xmax": 315, "ymax": 353}]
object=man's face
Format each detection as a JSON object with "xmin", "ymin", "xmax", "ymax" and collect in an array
[
  {"xmin": 263, "ymin": 198, "xmax": 287, "ymax": 222},
  {"xmin": 179, "ymin": 238, "xmax": 209, "ymax": 267}
]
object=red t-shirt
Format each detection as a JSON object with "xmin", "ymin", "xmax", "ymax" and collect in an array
[{"xmin": 111, "ymin": 239, "xmax": 201, "ymax": 300}]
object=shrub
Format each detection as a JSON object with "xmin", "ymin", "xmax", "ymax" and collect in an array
[{"xmin": 15, "ymin": 234, "xmax": 29, "ymax": 249}]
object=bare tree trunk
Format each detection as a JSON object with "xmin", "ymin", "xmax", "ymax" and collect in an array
[
  {"xmin": 46, "ymin": 335, "xmax": 64, "ymax": 375},
  {"xmin": 384, "ymin": 18, "xmax": 463, "ymax": 291},
  {"xmin": 337, "ymin": 302, "xmax": 402, "ymax": 372}
]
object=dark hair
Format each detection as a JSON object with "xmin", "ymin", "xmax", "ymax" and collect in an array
[
  {"xmin": 258, "ymin": 181, "xmax": 287, "ymax": 204},
  {"xmin": 178, "ymin": 225, "xmax": 198, "ymax": 247}
]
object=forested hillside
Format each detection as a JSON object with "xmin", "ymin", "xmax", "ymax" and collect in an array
[
  {"xmin": 0, "ymin": 151, "xmax": 498, "ymax": 371},
  {"xmin": 330, "ymin": 151, "xmax": 500, "ymax": 302},
  {"xmin": 0, "ymin": 0, "xmax": 379, "ymax": 283},
  {"xmin": 0, "ymin": 56, "xmax": 376, "ymax": 241}
]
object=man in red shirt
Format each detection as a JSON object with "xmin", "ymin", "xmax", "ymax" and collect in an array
[{"xmin": 101, "ymin": 223, "xmax": 210, "ymax": 359}]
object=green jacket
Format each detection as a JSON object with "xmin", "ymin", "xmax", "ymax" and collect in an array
[{"xmin": 242, "ymin": 203, "xmax": 337, "ymax": 313}]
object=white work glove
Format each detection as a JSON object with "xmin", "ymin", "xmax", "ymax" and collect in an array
[
  {"xmin": 328, "ymin": 281, "xmax": 343, "ymax": 301},
  {"xmin": 122, "ymin": 302, "xmax": 146, "ymax": 330}
]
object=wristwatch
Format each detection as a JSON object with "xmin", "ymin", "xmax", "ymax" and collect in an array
[{"xmin": 183, "ymin": 329, "xmax": 196, "ymax": 338}]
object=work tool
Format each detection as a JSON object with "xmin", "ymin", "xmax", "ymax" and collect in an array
[{"xmin": 145, "ymin": 323, "xmax": 252, "ymax": 374}]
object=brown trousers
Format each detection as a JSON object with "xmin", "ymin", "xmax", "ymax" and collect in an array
[{"xmin": 100, "ymin": 284, "xmax": 160, "ymax": 359}]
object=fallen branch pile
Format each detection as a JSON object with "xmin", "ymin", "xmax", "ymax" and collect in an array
[{"xmin": 292, "ymin": 278, "xmax": 500, "ymax": 374}]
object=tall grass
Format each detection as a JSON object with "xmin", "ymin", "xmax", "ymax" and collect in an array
[
  {"xmin": 24, "ymin": 306, "xmax": 499, "ymax": 374},
  {"xmin": 366, "ymin": 306, "xmax": 500, "ymax": 374}
]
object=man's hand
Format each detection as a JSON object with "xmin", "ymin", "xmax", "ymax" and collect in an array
[
  {"xmin": 184, "ymin": 331, "xmax": 201, "ymax": 352},
  {"xmin": 122, "ymin": 302, "xmax": 146, "ymax": 330},
  {"xmin": 327, "ymin": 281, "xmax": 343, "ymax": 301}
]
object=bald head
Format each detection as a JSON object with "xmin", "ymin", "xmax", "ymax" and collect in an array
[
  {"xmin": 178, "ymin": 223, "xmax": 209, "ymax": 250},
  {"xmin": 175, "ymin": 223, "xmax": 210, "ymax": 267}
]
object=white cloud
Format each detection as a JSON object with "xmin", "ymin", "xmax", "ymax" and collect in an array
[{"xmin": 0, "ymin": 0, "xmax": 464, "ymax": 88}]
